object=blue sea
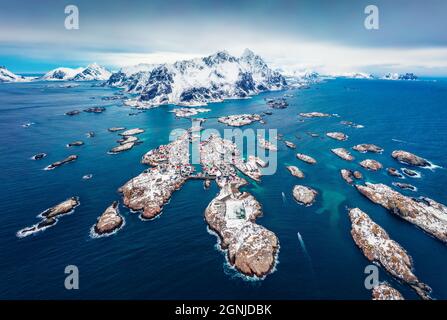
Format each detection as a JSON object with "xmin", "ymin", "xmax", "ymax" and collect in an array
[{"xmin": 0, "ymin": 78, "xmax": 446, "ymax": 299}]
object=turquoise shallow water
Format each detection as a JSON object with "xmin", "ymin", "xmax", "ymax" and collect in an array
[{"xmin": 0, "ymin": 78, "xmax": 446, "ymax": 299}]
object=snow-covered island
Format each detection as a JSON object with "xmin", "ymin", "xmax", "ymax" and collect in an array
[
  {"xmin": 41, "ymin": 63, "xmax": 112, "ymax": 81},
  {"xmin": 0, "ymin": 66, "xmax": 33, "ymax": 82},
  {"xmin": 107, "ymin": 49, "xmax": 287, "ymax": 108}
]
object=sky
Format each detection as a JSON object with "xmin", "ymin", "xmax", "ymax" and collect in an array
[{"xmin": 0, "ymin": 0, "xmax": 446, "ymax": 75}]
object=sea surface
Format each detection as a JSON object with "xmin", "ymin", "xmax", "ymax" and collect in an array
[{"xmin": 0, "ymin": 78, "xmax": 446, "ymax": 299}]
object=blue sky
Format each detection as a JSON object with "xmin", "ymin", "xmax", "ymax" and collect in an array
[{"xmin": 1, "ymin": 0, "xmax": 446, "ymax": 75}]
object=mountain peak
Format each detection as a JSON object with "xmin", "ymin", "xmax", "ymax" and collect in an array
[{"xmin": 241, "ymin": 48, "xmax": 256, "ymax": 58}]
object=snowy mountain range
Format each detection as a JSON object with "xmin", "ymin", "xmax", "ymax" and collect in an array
[
  {"xmin": 107, "ymin": 49, "xmax": 287, "ymax": 107},
  {"xmin": 0, "ymin": 66, "xmax": 31, "ymax": 82},
  {"xmin": 41, "ymin": 63, "xmax": 112, "ymax": 81}
]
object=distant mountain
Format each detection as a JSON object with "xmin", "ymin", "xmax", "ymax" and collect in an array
[
  {"xmin": 273, "ymin": 68, "xmax": 321, "ymax": 87},
  {"xmin": 382, "ymin": 72, "xmax": 418, "ymax": 80},
  {"xmin": 335, "ymin": 72, "xmax": 374, "ymax": 79},
  {"xmin": 107, "ymin": 49, "xmax": 287, "ymax": 107},
  {"xmin": 0, "ymin": 66, "xmax": 29, "ymax": 82},
  {"xmin": 41, "ymin": 64, "xmax": 111, "ymax": 81}
]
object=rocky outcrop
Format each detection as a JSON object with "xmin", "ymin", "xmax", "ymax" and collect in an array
[
  {"xmin": 402, "ymin": 168, "xmax": 419, "ymax": 177},
  {"xmin": 65, "ymin": 110, "xmax": 81, "ymax": 116},
  {"xmin": 17, "ymin": 197, "xmax": 80, "ymax": 237},
  {"xmin": 299, "ymin": 112, "xmax": 331, "ymax": 118},
  {"xmin": 287, "ymin": 166, "xmax": 304, "ymax": 178},
  {"xmin": 340, "ymin": 169, "xmax": 362, "ymax": 184},
  {"xmin": 292, "ymin": 185, "xmax": 317, "ymax": 206},
  {"xmin": 349, "ymin": 208, "xmax": 431, "ymax": 299},
  {"xmin": 331, "ymin": 148, "xmax": 354, "ymax": 161},
  {"xmin": 391, "ymin": 150, "xmax": 430, "ymax": 167},
  {"xmin": 108, "ymin": 127, "xmax": 126, "ymax": 132},
  {"xmin": 296, "ymin": 153, "xmax": 317, "ymax": 164},
  {"xmin": 353, "ymin": 171, "xmax": 363, "ymax": 179},
  {"xmin": 326, "ymin": 132, "xmax": 348, "ymax": 141},
  {"xmin": 392, "ymin": 182, "xmax": 417, "ymax": 192},
  {"xmin": 372, "ymin": 283, "xmax": 404, "ymax": 300},
  {"xmin": 218, "ymin": 114, "xmax": 262, "ymax": 127},
  {"xmin": 356, "ymin": 183, "xmax": 447, "ymax": 244},
  {"xmin": 94, "ymin": 201, "xmax": 124, "ymax": 235},
  {"xmin": 67, "ymin": 141, "xmax": 84, "ymax": 147},
  {"xmin": 120, "ymin": 128, "xmax": 145, "ymax": 136},
  {"xmin": 353, "ymin": 144, "xmax": 383, "ymax": 153},
  {"xmin": 120, "ymin": 133, "xmax": 192, "ymax": 220},
  {"xmin": 120, "ymin": 167, "xmax": 189, "ymax": 219},
  {"xmin": 45, "ymin": 155, "xmax": 78, "ymax": 170},
  {"xmin": 32, "ymin": 153, "xmax": 47, "ymax": 160},
  {"xmin": 360, "ymin": 159, "xmax": 383, "ymax": 171},
  {"xmin": 109, "ymin": 142, "xmax": 135, "ymax": 154},
  {"xmin": 205, "ymin": 183, "xmax": 279, "ymax": 278},
  {"xmin": 117, "ymin": 135, "xmax": 138, "ymax": 144},
  {"xmin": 84, "ymin": 107, "xmax": 106, "ymax": 113},
  {"xmin": 387, "ymin": 167, "xmax": 403, "ymax": 178},
  {"xmin": 284, "ymin": 141, "xmax": 296, "ymax": 149}
]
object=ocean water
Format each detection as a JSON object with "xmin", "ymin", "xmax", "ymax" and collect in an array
[{"xmin": 0, "ymin": 78, "xmax": 446, "ymax": 299}]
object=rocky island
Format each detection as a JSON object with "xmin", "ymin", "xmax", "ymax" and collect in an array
[
  {"xmin": 45, "ymin": 155, "xmax": 78, "ymax": 170},
  {"xmin": 356, "ymin": 183, "xmax": 447, "ymax": 244},
  {"xmin": 31, "ymin": 153, "xmax": 46, "ymax": 160},
  {"xmin": 353, "ymin": 144, "xmax": 383, "ymax": 153},
  {"xmin": 287, "ymin": 166, "xmax": 304, "ymax": 178},
  {"xmin": 17, "ymin": 197, "xmax": 80, "ymax": 238},
  {"xmin": 349, "ymin": 207, "xmax": 431, "ymax": 299},
  {"xmin": 120, "ymin": 128, "xmax": 145, "ymax": 136},
  {"xmin": 292, "ymin": 185, "xmax": 318, "ymax": 206},
  {"xmin": 108, "ymin": 127, "xmax": 126, "ymax": 132},
  {"xmin": 205, "ymin": 182, "xmax": 279, "ymax": 277},
  {"xmin": 65, "ymin": 110, "xmax": 80, "ymax": 116},
  {"xmin": 258, "ymin": 136, "xmax": 278, "ymax": 151},
  {"xmin": 109, "ymin": 142, "xmax": 135, "ymax": 154},
  {"xmin": 93, "ymin": 201, "xmax": 124, "ymax": 236},
  {"xmin": 392, "ymin": 150, "xmax": 430, "ymax": 167},
  {"xmin": 359, "ymin": 159, "xmax": 383, "ymax": 171},
  {"xmin": 284, "ymin": 141, "xmax": 296, "ymax": 149},
  {"xmin": 120, "ymin": 133, "xmax": 192, "ymax": 219},
  {"xmin": 392, "ymin": 182, "xmax": 417, "ymax": 192},
  {"xmin": 84, "ymin": 106, "xmax": 106, "ymax": 113},
  {"xmin": 372, "ymin": 283, "xmax": 404, "ymax": 300},
  {"xmin": 387, "ymin": 167, "xmax": 404, "ymax": 178},
  {"xmin": 326, "ymin": 132, "xmax": 348, "ymax": 141},
  {"xmin": 218, "ymin": 114, "xmax": 262, "ymax": 127},
  {"xmin": 340, "ymin": 169, "xmax": 362, "ymax": 184},
  {"xmin": 67, "ymin": 141, "xmax": 84, "ymax": 147},
  {"xmin": 171, "ymin": 107, "xmax": 210, "ymax": 117},
  {"xmin": 299, "ymin": 112, "xmax": 331, "ymax": 118},
  {"xmin": 331, "ymin": 148, "xmax": 354, "ymax": 161},
  {"xmin": 296, "ymin": 153, "xmax": 317, "ymax": 164}
]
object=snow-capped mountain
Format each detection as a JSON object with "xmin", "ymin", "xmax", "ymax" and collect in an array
[
  {"xmin": 41, "ymin": 64, "xmax": 111, "ymax": 81},
  {"xmin": 0, "ymin": 66, "xmax": 28, "ymax": 82},
  {"xmin": 382, "ymin": 72, "xmax": 418, "ymax": 80},
  {"xmin": 335, "ymin": 72, "xmax": 374, "ymax": 79},
  {"xmin": 107, "ymin": 49, "xmax": 287, "ymax": 107},
  {"xmin": 72, "ymin": 63, "xmax": 112, "ymax": 81},
  {"xmin": 273, "ymin": 68, "xmax": 322, "ymax": 87}
]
